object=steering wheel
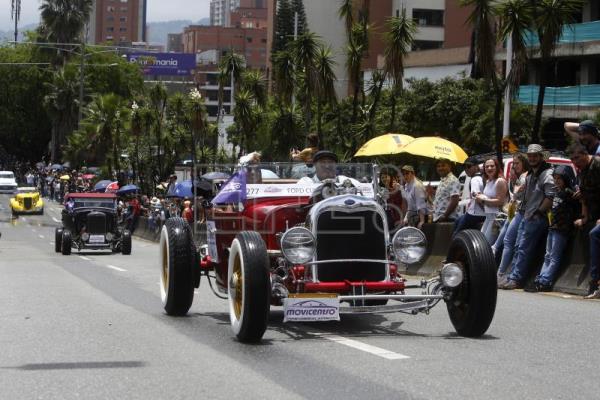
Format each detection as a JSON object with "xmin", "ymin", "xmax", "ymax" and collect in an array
[{"xmin": 309, "ymin": 179, "xmax": 338, "ymax": 204}]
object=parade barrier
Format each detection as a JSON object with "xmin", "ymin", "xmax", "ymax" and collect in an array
[{"xmin": 134, "ymin": 217, "xmax": 591, "ymax": 296}]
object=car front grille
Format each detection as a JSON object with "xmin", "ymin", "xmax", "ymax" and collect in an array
[
  {"xmin": 0, "ymin": 185, "xmax": 15, "ymax": 190},
  {"xmin": 315, "ymin": 209, "xmax": 387, "ymax": 282},
  {"xmin": 86, "ymin": 212, "xmax": 107, "ymax": 234},
  {"xmin": 23, "ymin": 198, "xmax": 32, "ymax": 209}
]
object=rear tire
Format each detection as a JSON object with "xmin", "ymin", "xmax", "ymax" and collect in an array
[
  {"xmin": 160, "ymin": 218, "xmax": 195, "ymax": 316},
  {"xmin": 61, "ymin": 230, "xmax": 72, "ymax": 255},
  {"xmin": 228, "ymin": 231, "xmax": 271, "ymax": 343},
  {"xmin": 54, "ymin": 228, "xmax": 63, "ymax": 253},
  {"xmin": 121, "ymin": 230, "xmax": 132, "ymax": 255},
  {"xmin": 445, "ymin": 230, "xmax": 497, "ymax": 337}
]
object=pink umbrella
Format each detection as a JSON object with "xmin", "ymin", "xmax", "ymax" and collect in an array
[
  {"xmin": 82, "ymin": 174, "xmax": 96, "ymax": 180},
  {"xmin": 106, "ymin": 181, "xmax": 119, "ymax": 193}
]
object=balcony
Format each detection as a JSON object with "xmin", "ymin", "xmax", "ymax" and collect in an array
[
  {"xmin": 525, "ymin": 20, "xmax": 600, "ymax": 46},
  {"xmin": 517, "ymin": 84, "xmax": 600, "ymax": 118}
]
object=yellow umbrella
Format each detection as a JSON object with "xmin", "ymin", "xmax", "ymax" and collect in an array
[
  {"xmin": 59, "ymin": 175, "xmax": 70, "ymax": 180},
  {"xmin": 354, "ymin": 133, "xmax": 414, "ymax": 157},
  {"xmin": 399, "ymin": 136, "xmax": 468, "ymax": 163}
]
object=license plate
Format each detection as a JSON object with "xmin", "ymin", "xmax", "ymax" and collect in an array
[
  {"xmin": 283, "ymin": 294, "xmax": 340, "ymax": 322},
  {"xmin": 89, "ymin": 235, "xmax": 105, "ymax": 244}
]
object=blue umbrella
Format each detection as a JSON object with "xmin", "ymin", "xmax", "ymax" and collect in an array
[
  {"xmin": 94, "ymin": 180, "xmax": 112, "ymax": 192},
  {"xmin": 50, "ymin": 164, "xmax": 63, "ymax": 170},
  {"xmin": 172, "ymin": 179, "xmax": 212, "ymax": 198},
  {"xmin": 116, "ymin": 184, "xmax": 139, "ymax": 196}
]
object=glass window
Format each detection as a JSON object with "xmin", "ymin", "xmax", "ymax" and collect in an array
[
  {"xmin": 107, "ymin": 27, "xmax": 114, "ymax": 32},
  {"xmin": 412, "ymin": 9, "xmax": 444, "ymax": 27},
  {"xmin": 107, "ymin": 6, "xmax": 115, "ymax": 12},
  {"xmin": 120, "ymin": 27, "xmax": 127, "ymax": 32},
  {"xmin": 412, "ymin": 40, "xmax": 443, "ymax": 51},
  {"xmin": 120, "ymin": 16, "xmax": 127, "ymax": 22}
]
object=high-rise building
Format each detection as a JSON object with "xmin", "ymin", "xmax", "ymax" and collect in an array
[
  {"xmin": 210, "ymin": 0, "xmax": 241, "ymax": 27},
  {"xmin": 87, "ymin": 0, "xmax": 147, "ymax": 45}
]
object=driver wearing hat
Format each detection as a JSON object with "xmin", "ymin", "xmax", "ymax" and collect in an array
[
  {"xmin": 564, "ymin": 119, "xmax": 600, "ymax": 156},
  {"xmin": 298, "ymin": 151, "xmax": 360, "ymax": 186}
]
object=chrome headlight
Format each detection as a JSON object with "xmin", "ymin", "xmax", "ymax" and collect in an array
[
  {"xmin": 280, "ymin": 227, "xmax": 315, "ymax": 264},
  {"xmin": 440, "ymin": 263, "xmax": 463, "ymax": 288},
  {"xmin": 106, "ymin": 232, "xmax": 113, "ymax": 241},
  {"xmin": 392, "ymin": 227, "xmax": 427, "ymax": 265},
  {"xmin": 81, "ymin": 232, "xmax": 90, "ymax": 241}
]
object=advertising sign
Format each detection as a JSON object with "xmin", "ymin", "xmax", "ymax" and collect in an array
[
  {"xmin": 126, "ymin": 52, "xmax": 196, "ymax": 76},
  {"xmin": 283, "ymin": 294, "xmax": 340, "ymax": 322}
]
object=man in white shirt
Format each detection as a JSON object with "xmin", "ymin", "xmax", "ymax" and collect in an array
[{"xmin": 453, "ymin": 157, "xmax": 485, "ymax": 234}]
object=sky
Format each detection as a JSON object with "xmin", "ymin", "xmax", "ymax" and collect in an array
[{"xmin": 1, "ymin": 0, "xmax": 211, "ymax": 31}]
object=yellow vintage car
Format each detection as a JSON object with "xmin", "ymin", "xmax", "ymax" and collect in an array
[{"xmin": 10, "ymin": 187, "xmax": 44, "ymax": 215}]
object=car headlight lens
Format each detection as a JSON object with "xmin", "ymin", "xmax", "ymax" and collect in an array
[
  {"xmin": 280, "ymin": 227, "xmax": 315, "ymax": 264},
  {"xmin": 106, "ymin": 232, "xmax": 113, "ymax": 241},
  {"xmin": 440, "ymin": 263, "xmax": 463, "ymax": 288},
  {"xmin": 81, "ymin": 232, "xmax": 90, "ymax": 241},
  {"xmin": 392, "ymin": 227, "xmax": 427, "ymax": 265}
]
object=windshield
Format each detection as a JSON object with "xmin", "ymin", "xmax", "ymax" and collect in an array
[
  {"xmin": 17, "ymin": 187, "xmax": 37, "ymax": 193},
  {"xmin": 0, "ymin": 172, "xmax": 15, "ymax": 179},
  {"xmin": 72, "ymin": 199, "xmax": 116, "ymax": 209}
]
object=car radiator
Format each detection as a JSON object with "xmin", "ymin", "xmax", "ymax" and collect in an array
[
  {"xmin": 86, "ymin": 212, "xmax": 107, "ymax": 234},
  {"xmin": 315, "ymin": 210, "xmax": 387, "ymax": 282},
  {"xmin": 23, "ymin": 197, "xmax": 32, "ymax": 209}
]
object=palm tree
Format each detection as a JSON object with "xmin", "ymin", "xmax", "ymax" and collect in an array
[
  {"xmin": 233, "ymin": 89, "xmax": 256, "ymax": 156},
  {"xmin": 346, "ymin": 22, "xmax": 370, "ymax": 124},
  {"xmin": 242, "ymin": 70, "xmax": 267, "ymax": 107},
  {"xmin": 461, "ymin": 0, "xmax": 503, "ymax": 162},
  {"xmin": 530, "ymin": 0, "xmax": 584, "ymax": 141},
  {"xmin": 291, "ymin": 31, "xmax": 321, "ymax": 133},
  {"xmin": 44, "ymin": 68, "xmax": 80, "ymax": 162},
  {"xmin": 314, "ymin": 45, "xmax": 337, "ymax": 146},
  {"xmin": 130, "ymin": 101, "xmax": 142, "ymax": 184},
  {"xmin": 384, "ymin": 8, "xmax": 416, "ymax": 131},
  {"xmin": 338, "ymin": 0, "xmax": 354, "ymax": 37},
  {"xmin": 272, "ymin": 49, "xmax": 296, "ymax": 106},
  {"xmin": 39, "ymin": 0, "xmax": 94, "ymax": 64},
  {"xmin": 84, "ymin": 93, "xmax": 128, "ymax": 174}
]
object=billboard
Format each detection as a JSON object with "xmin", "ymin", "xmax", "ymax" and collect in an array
[{"xmin": 126, "ymin": 52, "xmax": 196, "ymax": 76}]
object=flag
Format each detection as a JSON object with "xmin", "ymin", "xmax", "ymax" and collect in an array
[{"xmin": 211, "ymin": 170, "xmax": 247, "ymax": 205}]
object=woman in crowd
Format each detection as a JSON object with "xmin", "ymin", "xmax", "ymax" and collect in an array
[
  {"xmin": 401, "ymin": 165, "xmax": 428, "ymax": 229},
  {"xmin": 380, "ymin": 167, "xmax": 405, "ymax": 230},
  {"xmin": 495, "ymin": 153, "xmax": 529, "ymax": 283},
  {"xmin": 476, "ymin": 158, "xmax": 508, "ymax": 244}
]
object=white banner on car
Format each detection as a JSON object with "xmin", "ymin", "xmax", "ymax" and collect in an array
[
  {"xmin": 206, "ymin": 220, "xmax": 219, "ymax": 263},
  {"xmin": 245, "ymin": 184, "xmax": 374, "ymax": 200},
  {"xmin": 283, "ymin": 294, "xmax": 340, "ymax": 322}
]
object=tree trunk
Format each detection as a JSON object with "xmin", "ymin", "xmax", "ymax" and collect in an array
[
  {"xmin": 493, "ymin": 80, "xmax": 504, "ymax": 168},
  {"xmin": 317, "ymin": 100, "xmax": 323, "ymax": 147},
  {"xmin": 532, "ymin": 62, "xmax": 547, "ymax": 144},
  {"xmin": 389, "ymin": 88, "xmax": 397, "ymax": 132}
]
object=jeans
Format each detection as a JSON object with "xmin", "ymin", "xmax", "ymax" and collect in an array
[
  {"xmin": 453, "ymin": 213, "xmax": 485, "ymax": 236},
  {"xmin": 497, "ymin": 212, "xmax": 524, "ymax": 275},
  {"xmin": 492, "ymin": 219, "xmax": 509, "ymax": 254},
  {"xmin": 508, "ymin": 215, "xmax": 549, "ymax": 283},
  {"xmin": 535, "ymin": 230, "xmax": 569, "ymax": 286},
  {"xmin": 590, "ymin": 224, "xmax": 600, "ymax": 283}
]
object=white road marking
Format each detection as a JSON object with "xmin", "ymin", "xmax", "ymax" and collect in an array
[
  {"xmin": 106, "ymin": 264, "xmax": 126, "ymax": 272},
  {"xmin": 79, "ymin": 256, "xmax": 91, "ymax": 261},
  {"xmin": 310, "ymin": 333, "xmax": 410, "ymax": 360},
  {"xmin": 52, "ymin": 217, "xmax": 60, "ymax": 223},
  {"xmin": 38, "ymin": 235, "xmax": 45, "ymax": 239}
]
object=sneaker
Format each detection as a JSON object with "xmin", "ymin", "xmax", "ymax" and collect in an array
[
  {"xmin": 536, "ymin": 284, "xmax": 552, "ymax": 292},
  {"xmin": 497, "ymin": 273, "xmax": 506, "ymax": 286},
  {"xmin": 587, "ymin": 281, "xmax": 599, "ymax": 296},
  {"xmin": 500, "ymin": 280, "xmax": 521, "ymax": 290},
  {"xmin": 584, "ymin": 289, "xmax": 600, "ymax": 300}
]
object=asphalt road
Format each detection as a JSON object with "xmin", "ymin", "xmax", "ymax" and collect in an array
[{"xmin": 1, "ymin": 194, "xmax": 598, "ymax": 400}]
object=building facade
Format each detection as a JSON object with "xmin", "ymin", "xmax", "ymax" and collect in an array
[
  {"xmin": 87, "ymin": 0, "xmax": 147, "ymax": 45},
  {"xmin": 210, "ymin": 0, "xmax": 241, "ymax": 27}
]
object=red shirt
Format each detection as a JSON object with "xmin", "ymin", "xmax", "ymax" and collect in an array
[{"xmin": 182, "ymin": 207, "xmax": 193, "ymax": 223}]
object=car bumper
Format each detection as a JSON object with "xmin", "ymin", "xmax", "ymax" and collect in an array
[{"xmin": 0, "ymin": 188, "xmax": 17, "ymax": 194}]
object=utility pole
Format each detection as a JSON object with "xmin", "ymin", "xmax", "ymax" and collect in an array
[
  {"xmin": 11, "ymin": 0, "xmax": 21, "ymax": 45},
  {"xmin": 502, "ymin": 37, "xmax": 513, "ymax": 138},
  {"xmin": 291, "ymin": 11, "xmax": 298, "ymax": 111},
  {"xmin": 78, "ymin": 40, "xmax": 86, "ymax": 128}
]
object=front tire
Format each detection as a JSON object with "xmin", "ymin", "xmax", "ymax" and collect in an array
[
  {"xmin": 445, "ymin": 230, "xmax": 497, "ymax": 337},
  {"xmin": 61, "ymin": 230, "xmax": 72, "ymax": 255},
  {"xmin": 121, "ymin": 230, "xmax": 132, "ymax": 255},
  {"xmin": 228, "ymin": 231, "xmax": 271, "ymax": 343},
  {"xmin": 54, "ymin": 228, "xmax": 63, "ymax": 253},
  {"xmin": 160, "ymin": 218, "xmax": 195, "ymax": 316}
]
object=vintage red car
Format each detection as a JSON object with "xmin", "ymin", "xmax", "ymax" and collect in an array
[{"xmin": 159, "ymin": 163, "xmax": 497, "ymax": 343}]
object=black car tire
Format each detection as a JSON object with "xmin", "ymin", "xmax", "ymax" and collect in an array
[
  {"xmin": 445, "ymin": 229, "xmax": 497, "ymax": 337},
  {"xmin": 61, "ymin": 229, "xmax": 72, "ymax": 256},
  {"xmin": 160, "ymin": 218, "xmax": 195, "ymax": 316},
  {"xmin": 121, "ymin": 230, "xmax": 132, "ymax": 255},
  {"xmin": 54, "ymin": 228, "xmax": 63, "ymax": 253},
  {"xmin": 228, "ymin": 231, "xmax": 271, "ymax": 343}
]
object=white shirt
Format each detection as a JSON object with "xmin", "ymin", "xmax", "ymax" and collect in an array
[
  {"xmin": 403, "ymin": 180, "xmax": 428, "ymax": 213},
  {"xmin": 466, "ymin": 175, "xmax": 486, "ymax": 216}
]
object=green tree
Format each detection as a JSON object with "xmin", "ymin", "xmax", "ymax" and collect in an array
[
  {"xmin": 272, "ymin": 0, "xmax": 294, "ymax": 54},
  {"xmin": 38, "ymin": 0, "xmax": 94, "ymax": 64},
  {"xmin": 314, "ymin": 45, "xmax": 337, "ymax": 146},
  {"xmin": 149, "ymin": 83, "xmax": 168, "ymax": 181},
  {"xmin": 290, "ymin": 0, "xmax": 308, "ymax": 35},
  {"xmin": 242, "ymin": 69, "xmax": 267, "ymax": 107},
  {"xmin": 272, "ymin": 49, "xmax": 295, "ymax": 106},
  {"xmin": 232, "ymin": 89, "xmax": 258, "ymax": 156},
  {"xmin": 384, "ymin": 8, "xmax": 416, "ymax": 131},
  {"xmin": 44, "ymin": 68, "xmax": 80, "ymax": 161},
  {"xmin": 292, "ymin": 31, "xmax": 321, "ymax": 132}
]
